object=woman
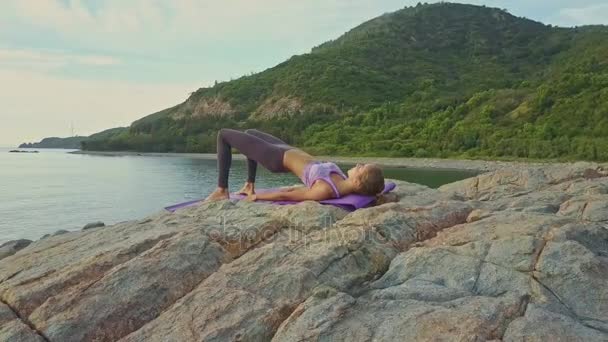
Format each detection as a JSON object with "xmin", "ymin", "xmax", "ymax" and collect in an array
[{"xmin": 205, "ymin": 128, "xmax": 385, "ymax": 202}]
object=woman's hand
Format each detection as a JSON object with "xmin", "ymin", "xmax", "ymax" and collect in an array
[{"xmin": 244, "ymin": 194, "xmax": 257, "ymax": 202}]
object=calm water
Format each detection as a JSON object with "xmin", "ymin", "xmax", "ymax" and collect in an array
[{"xmin": 0, "ymin": 148, "xmax": 476, "ymax": 243}]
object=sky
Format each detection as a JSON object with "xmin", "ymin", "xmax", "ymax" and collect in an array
[{"xmin": 1, "ymin": 1, "xmax": 607, "ymax": 146}]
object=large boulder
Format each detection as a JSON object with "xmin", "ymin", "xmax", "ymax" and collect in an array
[
  {"xmin": 82, "ymin": 221, "xmax": 105, "ymax": 230},
  {"xmin": 0, "ymin": 239, "xmax": 32, "ymax": 260},
  {"xmin": 1, "ymin": 166, "xmax": 607, "ymax": 341},
  {"xmin": 0, "ymin": 302, "xmax": 45, "ymax": 342}
]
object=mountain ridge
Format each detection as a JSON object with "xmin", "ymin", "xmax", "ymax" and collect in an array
[
  {"xmin": 82, "ymin": 2, "xmax": 608, "ymax": 161},
  {"xmin": 20, "ymin": 127, "xmax": 127, "ymax": 149}
]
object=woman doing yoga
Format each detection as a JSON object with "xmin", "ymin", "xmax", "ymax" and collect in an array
[{"xmin": 205, "ymin": 129, "xmax": 385, "ymax": 202}]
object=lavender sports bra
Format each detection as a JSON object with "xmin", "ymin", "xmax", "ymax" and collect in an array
[{"xmin": 300, "ymin": 161, "xmax": 347, "ymax": 198}]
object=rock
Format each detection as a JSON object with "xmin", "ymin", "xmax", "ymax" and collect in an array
[
  {"xmin": 558, "ymin": 195, "xmax": 608, "ymax": 222},
  {"xmin": 121, "ymin": 199, "xmax": 472, "ymax": 342},
  {"xmin": 82, "ymin": 221, "xmax": 105, "ymax": 230},
  {"xmin": 504, "ymin": 305, "xmax": 608, "ymax": 342},
  {"xmin": 550, "ymin": 221, "xmax": 608, "ymax": 257},
  {"xmin": 30, "ymin": 229, "xmax": 231, "ymax": 342},
  {"xmin": 534, "ymin": 240, "xmax": 608, "ymax": 322},
  {"xmin": 336, "ymin": 200, "xmax": 472, "ymax": 251},
  {"xmin": 2, "ymin": 165, "xmax": 608, "ymax": 341},
  {"xmin": 551, "ymin": 177, "xmax": 608, "ymax": 196},
  {"xmin": 270, "ymin": 200, "xmax": 348, "ymax": 234},
  {"xmin": 40, "ymin": 230, "xmax": 69, "ymax": 240},
  {"xmin": 0, "ymin": 302, "xmax": 45, "ymax": 341},
  {"xmin": 390, "ymin": 179, "xmax": 432, "ymax": 197},
  {"xmin": 120, "ymin": 225, "xmax": 397, "ymax": 341},
  {"xmin": 439, "ymin": 164, "xmax": 608, "ymax": 201},
  {"xmin": 273, "ymin": 288, "xmax": 527, "ymax": 341},
  {"xmin": 466, "ymin": 208, "xmax": 489, "ymax": 222},
  {"xmin": 0, "ymin": 239, "xmax": 32, "ymax": 260},
  {"xmin": 583, "ymin": 168, "xmax": 608, "ymax": 179}
]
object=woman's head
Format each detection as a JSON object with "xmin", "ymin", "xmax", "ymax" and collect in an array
[{"xmin": 347, "ymin": 163, "xmax": 385, "ymax": 196}]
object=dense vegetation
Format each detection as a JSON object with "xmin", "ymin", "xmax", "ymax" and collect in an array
[
  {"xmin": 19, "ymin": 136, "xmax": 88, "ymax": 149},
  {"xmin": 84, "ymin": 3, "xmax": 608, "ymax": 161},
  {"xmin": 80, "ymin": 127, "xmax": 128, "ymax": 150},
  {"xmin": 21, "ymin": 127, "xmax": 128, "ymax": 150}
]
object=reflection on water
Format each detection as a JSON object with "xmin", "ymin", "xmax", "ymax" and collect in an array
[{"xmin": 0, "ymin": 148, "xmax": 477, "ymax": 243}]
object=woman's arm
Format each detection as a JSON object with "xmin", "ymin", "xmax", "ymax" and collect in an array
[
  {"xmin": 278, "ymin": 185, "xmax": 304, "ymax": 192},
  {"xmin": 248, "ymin": 186, "xmax": 329, "ymax": 202}
]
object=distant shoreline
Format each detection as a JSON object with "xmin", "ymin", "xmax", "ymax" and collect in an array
[{"xmin": 68, "ymin": 150, "xmax": 582, "ymax": 172}]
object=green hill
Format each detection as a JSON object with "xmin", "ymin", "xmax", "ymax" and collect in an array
[
  {"xmin": 22, "ymin": 127, "xmax": 128, "ymax": 150},
  {"xmin": 19, "ymin": 136, "xmax": 87, "ymax": 149},
  {"xmin": 83, "ymin": 3, "xmax": 608, "ymax": 161}
]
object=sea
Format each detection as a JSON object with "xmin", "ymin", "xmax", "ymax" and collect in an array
[{"xmin": 0, "ymin": 148, "xmax": 477, "ymax": 243}]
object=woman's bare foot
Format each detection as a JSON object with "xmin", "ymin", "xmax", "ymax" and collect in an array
[
  {"xmin": 237, "ymin": 182, "xmax": 255, "ymax": 196},
  {"xmin": 204, "ymin": 187, "xmax": 230, "ymax": 202}
]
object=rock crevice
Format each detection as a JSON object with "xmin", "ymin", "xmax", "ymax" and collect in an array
[{"xmin": 0, "ymin": 297, "xmax": 49, "ymax": 342}]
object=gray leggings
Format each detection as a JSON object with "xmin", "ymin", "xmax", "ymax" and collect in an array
[{"xmin": 216, "ymin": 129, "xmax": 293, "ymax": 188}]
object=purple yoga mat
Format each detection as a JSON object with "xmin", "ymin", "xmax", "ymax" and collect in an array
[{"xmin": 164, "ymin": 182, "xmax": 397, "ymax": 213}]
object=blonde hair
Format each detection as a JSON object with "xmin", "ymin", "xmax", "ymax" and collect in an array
[{"xmin": 356, "ymin": 164, "xmax": 385, "ymax": 196}]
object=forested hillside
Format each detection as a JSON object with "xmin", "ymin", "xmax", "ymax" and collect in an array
[
  {"xmin": 19, "ymin": 136, "xmax": 87, "ymax": 149},
  {"xmin": 21, "ymin": 127, "xmax": 127, "ymax": 150},
  {"xmin": 83, "ymin": 3, "xmax": 608, "ymax": 161}
]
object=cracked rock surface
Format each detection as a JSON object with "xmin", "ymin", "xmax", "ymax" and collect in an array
[{"xmin": 1, "ymin": 164, "xmax": 608, "ymax": 341}]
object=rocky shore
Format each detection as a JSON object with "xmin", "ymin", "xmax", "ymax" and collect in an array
[{"xmin": 1, "ymin": 161, "xmax": 608, "ymax": 341}]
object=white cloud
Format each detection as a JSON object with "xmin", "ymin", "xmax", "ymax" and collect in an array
[
  {"xmin": 0, "ymin": 48, "xmax": 120, "ymax": 72},
  {"xmin": 0, "ymin": 0, "xmax": 411, "ymax": 53},
  {"xmin": 8, "ymin": 0, "xmax": 152, "ymax": 34},
  {"xmin": 3, "ymin": 1, "xmax": 606, "ymax": 55},
  {"xmin": 0, "ymin": 68, "xmax": 199, "ymax": 146},
  {"xmin": 553, "ymin": 3, "xmax": 608, "ymax": 26}
]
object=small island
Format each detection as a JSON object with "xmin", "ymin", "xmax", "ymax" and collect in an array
[{"xmin": 9, "ymin": 150, "xmax": 39, "ymax": 153}]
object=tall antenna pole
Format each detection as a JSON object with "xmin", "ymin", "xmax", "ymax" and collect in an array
[{"xmin": 70, "ymin": 121, "xmax": 75, "ymax": 137}]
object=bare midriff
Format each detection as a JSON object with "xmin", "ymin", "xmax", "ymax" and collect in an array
[{"xmin": 282, "ymin": 148, "xmax": 315, "ymax": 180}]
